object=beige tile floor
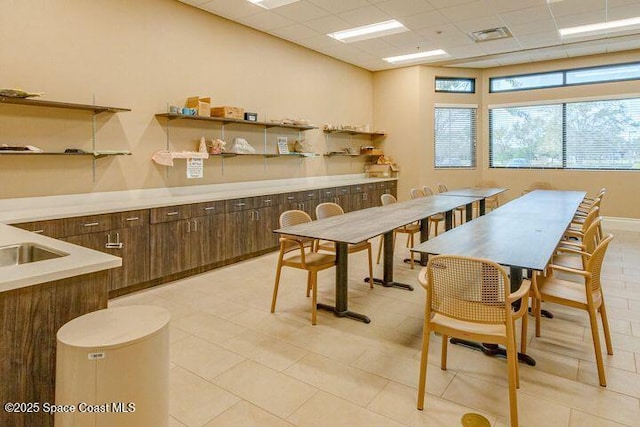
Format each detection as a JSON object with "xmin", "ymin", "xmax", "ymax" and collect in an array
[{"xmin": 111, "ymin": 228, "xmax": 640, "ymax": 427}]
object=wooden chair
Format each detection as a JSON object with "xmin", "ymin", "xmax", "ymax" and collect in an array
[
  {"xmin": 411, "ymin": 188, "xmax": 443, "ymax": 237},
  {"xmin": 532, "ymin": 234, "xmax": 614, "ymax": 386},
  {"xmin": 577, "ymin": 188, "xmax": 606, "ymax": 216},
  {"xmin": 436, "ymin": 183, "xmax": 466, "ymax": 225},
  {"xmin": 554, "ymin": 218, "xmax": 603, "ymax": 270},
  {"xmin": 565, "ymin": 206, "xmax": 601, "ymax": 241},
  {"xmin": 481, "ymin": 181, "xmax": 500, "ymax": 211},
  {"xmin": 270, "ymin": 210, "xmax": 336, "ymax": 325},
  {"xmin": 315, "ymin": 202, "xmax": 373, "ymax": 289},
  {"xmin": 417, "ymin": 256, "xmax": 530, "ymax": 427},
  {"xmin": 376, "ymin": 194, "xmax": 420, "ymax": 269}
]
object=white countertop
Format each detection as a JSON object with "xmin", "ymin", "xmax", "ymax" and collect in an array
[
  {"xmin": 0, "ymin": 174, "xmax": 396, "ymax": 223},
  {"xmin": 0, "ymin": 223, "xmax": 121, "ymax": 293},
  {"xmin": 0, "ymin": 174, "xmax": 395, "ymax": 293}
]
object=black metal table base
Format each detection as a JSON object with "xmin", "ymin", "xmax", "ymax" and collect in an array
[
  {"xmin": 403, "ymin": 257, "xmax": 427, "ymax": 266},
  {"xmin": 528, "ymin": 307, "xmax": 554, "ymax": 318},
  {"xmin": 365, "ymin": 277, "xmax": 414, "ymax": 291},
  {"xmin": 449, "ymin": 338, "xmax": 536, "ymax": 366},
  {"xmin": 316, "ymin": 303, "xmax": 371, "ymax": 323}
]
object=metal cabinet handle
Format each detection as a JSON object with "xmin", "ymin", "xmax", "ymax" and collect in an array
[
  {"xmin": 187, "ymin": 220, "xmax": 191, "ymax": 233},
  {"xmin": 192, "ymin": 219, "xmax": 198, "ymax": 232},
  {"xmin": 255, "ymin": 210, "xmax": 260, "ymax": 220},
  {"xmin": 83, "ymin": 222, "xmax": 99, "ymax": 227},
  {"xmin": 203, "ymin": 207, "xmax": 215, "ymax": 211},
  {"xmin": 166, "ymin": 211, "xmax": 179, "ymax": 216},
  {"xmin": 250, "ymin": 211, "xmax": 255, "ymax": 221},
  {"xmin": 263, "ymin": 199, "xmax": 272, "ymax": 203},
  {"xmin": 125, "ymin": 217, "xmax": 139, "ymax": 221},
  {"xmin": 33, "ymin": 229, "xmax": 45, "ymax": 234},
  {"xmin": 363, "ymin": 193, "xmax": 368, "ymax": 201},
  {"xmin": 236, "ymin": 202, "xmax": 246, "ymax": 207},
  {"xmin": 299, "ymin": 202, "xmax": 305, "ymax": 211},
  {"xmin": 105, "ymin": 232, "xmax": 123, "ymax": 249}
]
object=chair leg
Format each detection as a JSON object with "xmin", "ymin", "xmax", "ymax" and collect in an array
[
  {"xmin": 588, "ymin": 307, "xmax": 607, "ymax": 386},
  {"xmin": 521, "ymin": 310, "xmax": 529, "ymax": 354},
  {"xmin": 367, "ymin": 244, "xmax": 374, "ymax": 289},
  {"xmin": 506, "ymin": 336, "xmax": 519, "ymax": 427},
  {"xmin": 440, "ymin": 334, "xmax": 448, "ymax": 370},
  {"xmin": 376, "ymin": 235, "xmax": 383, "ymax": 265},
  {"xmin": 409, "ymin": 233, "xmax": 415, "ymax": 270},
  {"xmin": 599, "ymin": 300, "xmax": 614, "ymax": 355},
  {"xmin": 306, "ymin": 273, "xmax": 312, "ymax": 297},
  {"xmin": 311, "ymin": 272, "xmax": 318, "ymax": 325},
  {"xmin": 271, "ymin": 255, "xmax": 284, "ymax": 313},
  {"xmin": 535, "ymin": 296, "xmax": 542, "ymax": 337},
  {"xmin": 434, "ymin": 220, "xmax": 439, "ymax": 237},
  {"xmin": 417, "ymin": 326, "xmax": 431, "ymax": 410}
]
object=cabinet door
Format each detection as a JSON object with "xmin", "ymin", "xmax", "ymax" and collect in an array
[
  {"xmin": 255, "ymin": 206, "xmax": 279, "ymax": 252},
  {"xmin": 116, "ymin": 226, "xmax": 150, "ymax": 290},
  {"xmin": 150, "ymin": 220, "xmax": 189, "ymax": 279},
  {"xmin": 63, "ymin": 232, "xmax": 122, "ymax": 290},
  {"xmin": 189, "ymin": 214, "xmax": 225, "ymax": 269},
  {"xmin": 224, "ymin": 210, "xmax": 257, "ymax": 259}
]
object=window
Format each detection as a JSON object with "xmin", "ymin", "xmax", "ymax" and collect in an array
[
  {"xmin": 435, "ymin": 77, "xmax": 475, "ymax": 93},
  {"xmin": 490, "ymin": 61, "xmax": 640, "ymax": 93},
  {"xmin": 489, "ymin": 98, "xmax": 640, "ymax": 170},
  {"xmin": 435, "ymin": 106, "xmax": 477, "ymax": 168}
]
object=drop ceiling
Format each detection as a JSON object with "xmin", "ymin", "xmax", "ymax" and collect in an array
[{"xmin": 178, "ymin": 0, "xmax": 640, "ymax": 70}]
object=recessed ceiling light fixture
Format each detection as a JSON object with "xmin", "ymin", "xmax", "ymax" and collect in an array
[
  {"xmin": 327, "ymin": 20, "xmax": 408, "ymax": 43},
  {"xmin": 247, "ymin": 0, "xmax": 300, "ymax": 10},
  {"xmin": 559, "ymin": 16, "xmax": 640, "ymax": 37},
  {"xmin": 383, "ymin": 49, "xmax": 449, "ymax": 64}
]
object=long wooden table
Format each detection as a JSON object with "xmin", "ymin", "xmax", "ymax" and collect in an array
[
  {"xmin": 274, "ymin": 194, "xmax": 480, "ymax": 323},
  {"xmin": 411, "ymin": 190, "xmax": 586, "ymax": 364},
  {"xmin": 438, "ymin": 187, "xmax": 508, "ymax": 216}
]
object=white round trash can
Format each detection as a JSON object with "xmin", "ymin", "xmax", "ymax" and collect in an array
[{"xmin": 55, "ymin": 305, "xmax": 170, "ymax": 427}]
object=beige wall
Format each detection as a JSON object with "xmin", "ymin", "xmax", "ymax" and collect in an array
[
  {"xmin": 374, "ymin": 51, "xmax": 640, "ymax": 217},
  {"xmin": 0, "ymin": 0, "xmax": 374, "ymax": 198}
]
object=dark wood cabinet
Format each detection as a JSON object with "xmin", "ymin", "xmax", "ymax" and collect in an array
[{"xmin": 225, "ymin": 204, "xmax": 279, "ymax": 259}]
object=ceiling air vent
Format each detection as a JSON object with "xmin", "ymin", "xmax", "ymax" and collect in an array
[{"xmin": 468, "ymin": 27, "xmax": 513, "ymax": 42}]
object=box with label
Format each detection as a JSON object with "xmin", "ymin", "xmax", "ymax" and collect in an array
[
  {"xmin": 186, "ymin": 96, "xmax": 211, "ymax": 117},
  {"xmin": 366, "ymin": 164, "xmax": 399, "ymax": 178},
  {"xmin": 244, "ymin": 112, "xmax": 257, "ymax": 122},
  {"xmin": 210, "ymin": 106, "xmax": 244, "ymax": 119}
]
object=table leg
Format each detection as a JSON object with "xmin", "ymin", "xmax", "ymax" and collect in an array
[
  {"xmin": 367, "ymin": 230, "xmax": 414, "ymax": 291},
  {"xmin": 445, "ymin": 211, "xmax": 453, "ymax": 230},
  {"xmin": 479, "ymin": 199, "xmax": 486, "ymax": 216},
  {"xmin": 465, "ymin": 203, "xmax": 473, "ymax": 222},
  {"xmin": 405, "ymin": 217, "xmax": 429, "ymax": 266},
  {"xmin": 449, "ymin": 266, "xmax": 536, "ymax": 366},
  {"xmin": 317, "ymin": 242, "xmax": 370, "ymax": 323}
]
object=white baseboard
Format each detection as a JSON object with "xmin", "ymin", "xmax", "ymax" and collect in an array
[{"xmin": 603, "ymin": 216, "xmax": 640, "ymax": 232}]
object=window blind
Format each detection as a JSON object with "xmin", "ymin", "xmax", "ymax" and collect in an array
[{"xmin": 434, "ymin": 107, "xmax": 477, "ymax": 168}]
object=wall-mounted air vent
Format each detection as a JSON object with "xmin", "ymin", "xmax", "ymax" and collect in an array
[{"xmin": 468, "ymin": 27, "xmax": 513, "ymax": 42}]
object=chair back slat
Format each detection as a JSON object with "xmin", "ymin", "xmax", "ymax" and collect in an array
[
  {"xmin": 381, "ymin": 193, "xmax": 397, "ymax": 206},
  {"xmin": 422, "ymin": 186, "xmax": 434, "ymax": 196},
  {"xmin": 279, "ymin": 210, "xmax": 314, "ymax": 252},
  {"xmin": 587, "ymin": 234, "xmax": 614, "ymax": 295},
  {"xmin": 316, "ymin": 202, "xmax": 344, "ymax": 219},
  {"xmin": 410, "ymin": 188, "xmax": 426, "ymax": 199}
]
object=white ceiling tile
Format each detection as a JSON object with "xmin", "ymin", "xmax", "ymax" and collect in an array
[
  {"xmin": 272, "ymin": 1, "xmax": 330, "ymax": 22},
  {"xmin": 529, "ymin": 50, "xmax": 568, "ymax": 61},
  {"xmin": 179, "ymin": 0, "xmax": 211, "ymax": 6},
  {"xmin": 337, "ymin": 5, "xmax": 393, "ymax": 26},
  {"xmin": 450, "ymin": 58, "xmax": 502, "ymax": 67},
  {"xmin": 270, "ymin": 23, "xmax": 320, "ymax": 40},
  {"xmin": 508, "ymin": 19, "xmax": 559, "ymax": 37},
  {"xmin": 297, "ymin": 34, "xmax": 343, "ymax": 50},
  {"xmin": 565, "ymin": 44, "xmax": 608, "ymax": 57},
  {"xmin": 608, "ymin": 4, "xmax": 640, "ymax": 20},
  {"xmin": 516, "ymin": 31, "xmax": 562, "ymax": 49},
  {"xmin": 607, "ymin": 38, "xmax": 640, "ymax": 52},
  {"xmin": 488, "ymin": 0, "xmax": 547, "ymax": 14},
  {"xmin": 497, "ymin": 54, "xmax": 534, "ymax": 66},
  {"xmin": 439, "ymin": 1, "xmax": 496, "ymax": 23},
  {"xmin": 445, "ymin": 43, "xmax": 486, "ymax": 57},
  {"xmin": 554, "ymin": 10, "xmax": 607, "ymax": 28},
  {"xmin": 454, "ymin": 15, "xmax": 506, "ymax": 33},
  {"xmin": 350, "ymin": 38, "xmax": 403, "ymax": 55},
  {"xmin": 417, "ymin": 23, "xmax": 473, "ymax": 44},
  {"xmin": 198, "ymin": 0, "xmax": 263, "ymax": 19},
  {"xmin": 427, "ymin": 0, "xmax": 477, "ymax": 8},
  {"xmin": 375, "ymin": 0, "xmax": 434, "ymax": 17},
  {"xmin": 238, "ymin": 11, "xmax": 295, "ymax": 31},
  {"xmin": 547, "ymin": 0, "xmax": 605, "ymax": 18},
  {"xmin": 307, "ymin": 0, "xmax": 370, "ymax": 13},
  {"xmin": 383, "ymin": 30, "xmax": 431, "ymax": 48},
  {"xmin": 478, "ymin": 37, "xmax": 523, "ymax": 54},
  {"xmin": 498, "ymin": 5, "xmax": 553, "ymax": 26},
  {"xmin": 399, "ymin": 10, "xmax": 450, "ymax": 30},
  {"xmin": 303, "ymin": 14, "xmax": 352, "ymax": 33}
]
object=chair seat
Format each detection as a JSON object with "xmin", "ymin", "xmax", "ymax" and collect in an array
[
  {"xmin": 430, "ymin": 213, "xmax": 444, "ymax": 221},
  {"xmin": 283, "ymin": 251, "xmax": 335, "ymax": 268},
  {"xmin": 553, "ymin": 253, "xmax": 584, "ymax": 270},
  {"xmin": 399, "ymin": 223, "xmax": 420, "ymax": 233},
  {"xmin": 538, "ymin": 277, "xmax": 602, "ymax": 309},
  {"xmin": 431, "ymin": 313, "xmax": 507, "ymax": 342}
]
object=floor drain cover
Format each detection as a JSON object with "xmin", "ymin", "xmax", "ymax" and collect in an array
[{"xmin": 461, "ymin": 413, "xmax": 491, "ymax": 427}]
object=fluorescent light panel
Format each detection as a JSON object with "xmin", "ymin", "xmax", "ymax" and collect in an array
[
  {"xmin": 383, "ymin": 49, "xmax": 449, "ymax": 64},
  {"xmin": 560, "ymin": 16, "xmax": 640, "ymax": 37},
  {"xmin": 328, "ymin": 20, "xmax": 408, "ymax": 43},
  {"xmin": 247, "ymin": 0, "xmax": 300, "ymax": 10}
]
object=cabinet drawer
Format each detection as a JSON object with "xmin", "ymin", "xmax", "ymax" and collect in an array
[
  {"xmin": 336, "ymin": 186, "xmax": 350, "ymax": 196},
  {"xmin": 150, "ymin": 205, "xmax": 191, "ymax": 223},
  {"xmin": 191, "ymin": 201, "xmax": 224, "ymax": 217},
  {"xmin": 255, "ymin": 195, "xmax": 278, "ymax": 208},
  {"xmin": 299, "ymin": 190, "xmax": 319, "ymax": 201},
  {"xmin": 225, "ymin": 198, "xmax": 255, "ymax": 212},
  {"xmin": 320, "ymin": 188, "xmax": 336, "ymax": 198},
  {"xmin": 64, "ymin": 213, "xmax": 116, "ymax": 235},
  {"xmin": 11, "ymin": 219, "xmax": 66, "ymax": 238},
  {"xmin": 116, "ymin": 210, "xmax": 149, "ymax": 228},
  {"xmin": 282, "ymin": 193, "xmax": 299, "ymax": 204},
  {"xmin": 350, "ymin": 184, "xmax": 364, "ymax": 194}
]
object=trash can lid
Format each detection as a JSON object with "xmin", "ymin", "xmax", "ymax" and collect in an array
[{"xmin": 57, "ymin": 305, "xmax": 170, "ymax": 348}]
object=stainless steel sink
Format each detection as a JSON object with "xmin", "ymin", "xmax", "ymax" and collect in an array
[{"xmin": 0, "ymin": 243, "xmax": 68, "ymax": 267}]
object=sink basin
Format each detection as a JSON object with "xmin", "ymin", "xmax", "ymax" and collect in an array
[{"xmin": 0, "ymin": 243, "xmax": 68, "ymax": 267}]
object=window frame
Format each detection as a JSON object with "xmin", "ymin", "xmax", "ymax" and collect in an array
[
  {"xmin": 435, "ymin": 77, "xmax": 476, "ymax": 93},
  {"xmin": 489, "ymin": 61, "xmax": 640, "ymax": 93}
]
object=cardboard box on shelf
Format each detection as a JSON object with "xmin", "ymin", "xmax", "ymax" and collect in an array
[
  {"xmin": 186, "ymin": 96, "xmax": 211, "ymax": 117},
  {"xmin": 210, "ymin": 106, "xmax": 244, "ymax": 119},
  {"xmin": 366, "ymin": 164, "xmax": 399, "ymax": 178}
]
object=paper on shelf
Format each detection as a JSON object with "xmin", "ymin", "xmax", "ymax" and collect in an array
[{"xmin": 151, "ymin": 150, "xmax": 209, "ymax": 167}]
